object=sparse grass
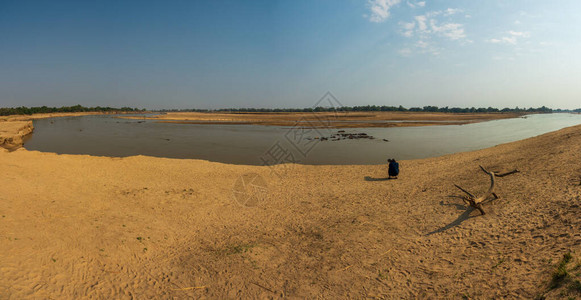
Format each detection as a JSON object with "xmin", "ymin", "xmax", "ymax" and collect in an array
[
  {"xmin": 536, "ymin": 252, "xmax": 581, "ymax": 300},
  {"xmin": 248, "ymin": 258, "xmax": 259, "ymax": 269},
  {"xmin": 221, "ymin": 243, "xmax": 257, "ymax": 255},
  {"xmin": 377, "ymin": 269, "xmax": 388, "ymax": 280},
  {"xmin": 550, "ymin": 253, "xmax": 572, "ymax": 289},
  {"xmin": 553, "ymin": 264, "xmax": 569, "ymax": 284},
  {"xmin": 549, "ymin": 252, "xmax": 580, "ymax": 293},
  {"xmin": 312, "ymin": 232, "xmax": 323, "ymax": 240},
  {"xmin": 569, "ymin": 280, "xmax": 581, "ymax": 293},
  {"xmin": 492, "ymin": 258, "xmax": 505, "ymax": 269}
]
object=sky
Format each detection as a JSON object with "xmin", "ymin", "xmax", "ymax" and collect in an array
[{"xmin": 0, "ymin": 0, "xmax": 580, "ymax": 109}]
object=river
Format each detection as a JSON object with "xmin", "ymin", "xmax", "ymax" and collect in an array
[{"xmin": 23, "ymin": 113, "xmax": 581, "ymax": 165}]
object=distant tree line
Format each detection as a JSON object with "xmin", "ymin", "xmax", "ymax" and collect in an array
[
  {"xmin": 0, "ymin": 105, "xmax": 145, "ymax": 116},
  {"xmin": 157, "ymin": 105, "xmax": 568, "ymax": 114},
  {"xmin": 5, "ymin": 105, "xmax": 574, "ymax": 116},
  {"xmin": 560, "ymin": 108, "xmax": 581, "ymax": 113}
]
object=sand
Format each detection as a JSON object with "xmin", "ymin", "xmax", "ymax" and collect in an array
[
  {"xmin": 0, "ymin": 118, "xmax": 580, "ymax": 298},
  {"xmin": 123, "ymin": 111, "xmax": 524, "ymax": 128},
  {"xmin": 0, "ymin": 121, "xmax": 33, "ymax": 150}
]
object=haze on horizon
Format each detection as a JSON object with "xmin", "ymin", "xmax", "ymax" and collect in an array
[{"xmin": 1, "ymin": 0, "xmax": 580, "ymax": 110}]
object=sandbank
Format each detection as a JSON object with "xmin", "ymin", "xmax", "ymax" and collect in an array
[
  {"xmin": 123, "ymin": 111, "xmax": 525, "ymax": 128},
  {"xmin": 0, "ymin": 117, "xmax": 580, "ymax": 298}
]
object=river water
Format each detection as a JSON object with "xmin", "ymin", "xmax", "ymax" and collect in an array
[{"xmin": 23, "ymin": 113, "xmax": 581, "ymax": 165}]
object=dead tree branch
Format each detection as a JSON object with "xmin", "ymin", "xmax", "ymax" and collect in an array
[
  {"xmin": 454, "ymin": 165, "xmax": 519, "ymax": 215},
  {"xmin": 479, "ymin": 166, "xmax": 520, "ymax": 177}
]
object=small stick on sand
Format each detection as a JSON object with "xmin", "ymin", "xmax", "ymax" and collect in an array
[
  {"xmin": 171, "ymin": 286, "xmax": 207, "ymax": 291},
  {"xmin": 380, "ymin": 249, "xmax": 392, "ymax": 256},
  {"xmin": 251, "ymin": 282, "xmax": 275, "ymax": 293}
]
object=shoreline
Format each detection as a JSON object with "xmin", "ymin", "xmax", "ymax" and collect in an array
[{"xmin": 0, "ymin": 122, "xmax": 580, "ymax": 298}]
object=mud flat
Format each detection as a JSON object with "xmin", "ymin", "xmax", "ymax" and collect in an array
[
  {"xmin": 124, "ymin": 111, "xmax": 524, "ymax": 128},
  {"xmin": 0, "ymin": 120, "xmax": 580, "ymax": 298}
]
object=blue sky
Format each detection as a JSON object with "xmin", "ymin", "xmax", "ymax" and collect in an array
[{"xmin": 0, "ymin": 0, "xmax": 579, "ymax": 109}]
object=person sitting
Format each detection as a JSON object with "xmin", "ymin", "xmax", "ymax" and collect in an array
[{"xmin": 388, "ymin": 158, "xmax": 399, "ymax": 179}]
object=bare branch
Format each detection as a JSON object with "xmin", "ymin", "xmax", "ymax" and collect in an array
[
  {"xmin": 478, "ymin": 165, "xmax": 519, "ymax": 177},
  {"xmin": 452, "ymin": 165, "xmax": 518, "ymax": 216},
  {"xmin": 479, "ymin": 165, "xmax": 489, "ymax": 174},
  {"xmin": 496, "ymin": 169, "xmax": 519, "ymax": 177},
  {"xmin": 474, "ymin": 203, "xmax": 485, "ymax": 215},
  {"xmin": 475, "ymin": 170, "xmax": 495, "ymax": 203},
  {"xmin": 454, "ymin": 184, "xmax": 475, "ymax": 199}
]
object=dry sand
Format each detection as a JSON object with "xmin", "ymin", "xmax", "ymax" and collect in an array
[
  {"xmin": 123, "ymin": 111, "xmax": 524, "ymax": 128},
  {"xmin": 0, "ymin": 120, "xmax": 33, "ymax": 150},
  {"xmin": 0, "ymin": 118, "xmax": 580, "ymax": 299}
]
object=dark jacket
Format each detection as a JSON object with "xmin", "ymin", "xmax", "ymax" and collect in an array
[{"xmin": 388, "ymin": 161, "xmax": 399, "ymax": 176}]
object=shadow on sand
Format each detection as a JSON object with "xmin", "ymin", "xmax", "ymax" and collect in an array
[
  {"xmin": 426, "ymin": 207, "xmax": 477, "ymax": 235},
  {"xmin": 427, "ymin": 194, "xmax": 501, "ymax": 235},
  {"xmin": 439, "ymin": 196, "xmax": 469, "ymax": 210},
  {"xmin": 364, "ymin": 176, "xmax": 396, "ymax": 182}
]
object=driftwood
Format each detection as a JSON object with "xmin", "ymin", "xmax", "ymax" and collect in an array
[{"xmin": 454, "ymin": 165, "xmax": 519, "ymax": 215}]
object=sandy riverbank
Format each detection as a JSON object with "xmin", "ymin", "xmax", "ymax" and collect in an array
[
  {"xmin": 124, "ymin": 111, "xmax": 524, "ymax": 128},
  {"xmin": 1, "ymin": 122, "xmax": 580, "ymax": 298},
  {"xmin": 0, "ymin": 120, "xmax": 34, "ymax": 150}
]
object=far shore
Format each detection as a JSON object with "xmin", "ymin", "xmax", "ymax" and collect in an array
[
  {"xmin": 122, "ymin": 111, "xmax": 526, "ymax": 128},
  {"xmin": 0, "ymin": 111, "xmax": 138, "ymax": 122}
]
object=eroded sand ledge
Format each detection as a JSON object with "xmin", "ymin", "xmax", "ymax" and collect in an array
[
  {"xmin": 0, "ymin": 120, "xmax": 34, "ymax": 150},
  {"xmin": 0, "ymin": 121, "xmax": 580, "ymax": 298}
]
